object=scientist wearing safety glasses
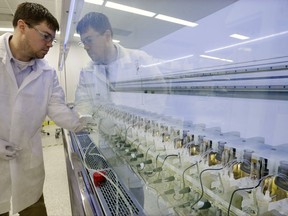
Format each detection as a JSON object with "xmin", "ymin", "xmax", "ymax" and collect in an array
[
  {"xmin": 73, "ymin": 12, "xmax": 172, "ymax": 208},
  {"xmin": 74, "ymin": 12, "xmax": 167, "ymax": 116},
  {"xmin": 0, "ymin": 2, "xmax": 85, "ymax": 216}
]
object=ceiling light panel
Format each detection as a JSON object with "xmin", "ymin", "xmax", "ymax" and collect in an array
[
  {"xmin": 200, "ymin": 54, "xmax": 233, "ymax": 62},
  {"xmin": 84, "ymin": 0, "xmax": 104, "ymax": 5},
  {"xmin": 155, "ymin": 14, "xmax": 198, "ymax": 27},
  {"xmin": 206, "ymin": 30, "xmax": 288, "ymax": 53},
  {"xmin": 105, "ymin": 1, "xmax": 156, "ymax": 17},
  {"xmin": 230, "ymin": 33, "xmax": 250, "ymax": 40},
  {"xmin": 140, "ymin": 54, "xmax": 194, "ymax": 68},
  {"xmin": 0, "ymin": 27, "xmax": 13, "ymax": 32}
]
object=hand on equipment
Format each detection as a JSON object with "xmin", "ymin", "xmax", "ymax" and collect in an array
[{"xmin": 74, "ymin": 114, "xmax": 97, "ymax": 133}]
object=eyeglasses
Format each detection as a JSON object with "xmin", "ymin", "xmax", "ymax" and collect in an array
[
  {"xmin": 26, "ymin": 22, "xmax": 57, "ymax": 44},
  {"xmin": 81, "ymin": 34, "xmax": 102, "ymax": 46},
  {"xmin": 81, "ymin": 37, "xmax": 93, "ymax": 46}
]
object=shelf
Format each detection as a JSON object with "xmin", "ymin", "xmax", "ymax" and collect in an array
[{"xmin": 112, "ymin": 62, "xmax": 288, "ymax": 100}]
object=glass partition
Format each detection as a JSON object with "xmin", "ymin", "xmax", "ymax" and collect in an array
[{"xmin": 65, "ymin": 1, "xmax": 288, "ymax": 215}]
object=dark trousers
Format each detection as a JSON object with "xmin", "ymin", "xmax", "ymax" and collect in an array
[{"xmin": 0, "ymin": 194, "xmax": 47, "ymax": 216}]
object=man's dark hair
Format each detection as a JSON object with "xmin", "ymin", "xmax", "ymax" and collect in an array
[
  {"xmin": 13, "ymin": 2, "xmax": 59, "ymax": 31},
  {"xmin": 76, "ymin": 12, "xmax": 113, "ymax": 37}
]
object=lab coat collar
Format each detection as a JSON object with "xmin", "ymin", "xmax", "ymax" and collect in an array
[
  {"xmin": 0, "ymin": 33, "xmax": 12, "ymax": 62},
  {"xmin": 0, "ymin": 33, "xmax": 18, "ymax": 89},
  {"xmin": 88, "ymin": 43, "xmax": 132, "ymax": 68},
  {"xmin": 114, "ymin": 43, "xmax": 131, "ymax": 61},
  {"xmin": 1, "ymin": 33, "xmax": 53, "ymax": 91},
  {"xmin": 17, "ymin": 59, "xmax": 52, "ymax": 91}
]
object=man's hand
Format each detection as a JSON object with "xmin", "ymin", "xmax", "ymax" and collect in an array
[
  {"xmin": 0, "ymin": 139, "xmax": 18, "ymax": 160},
  {"xmin": 80, "ymin": 114, "xmax": 97, "ymax": 126},
  {"xmin": 74, "ymin": 115, "xmax": 97, "ymax": 132}
]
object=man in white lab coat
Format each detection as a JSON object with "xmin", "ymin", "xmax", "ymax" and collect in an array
[
  {"xmin": 0, "ymin": 3, "xmax": 84, "ymax": 216},
  {"xmin": 74, "ymin": 12, "xmax": 171, "ymax": 208},
  {"xmin": 74, "ymin": 12, "xmax": 166, "ymax": 116}
]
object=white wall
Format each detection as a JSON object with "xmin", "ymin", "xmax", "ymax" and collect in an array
[
  {"xmin": 44, "ymin": 43, "xmax": 59, "ymax": 73},
  {"xmin": 45, "ymin": 43, "xmax": 90, "ymax": 103},
  {"xmin": 62, "ymin": 44, "xmax": 90, "ymax": 102}
]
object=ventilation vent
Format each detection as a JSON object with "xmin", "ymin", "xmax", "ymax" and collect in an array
[{"xmin": 113, "ymin": 27, "xmax": 132, "ymax": 37}]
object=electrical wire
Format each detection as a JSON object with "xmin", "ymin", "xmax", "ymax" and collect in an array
[
  {"xmin": 155, "ymin": 154, "xmax": 179, "ymax": 179},
  {"xmin": 140, "ymin": 138, "xmax": 242, "ymax": 213},
  {"xmin": 170, "ymin": 162, "xmax": 198, "ymax": 201},
  {"xmin": 155, "ymin": 153, "xmax": 161, "ymax": 168},
  {"xmin": 145, "ymin": 145, "xmax": 154, "ymax": 160},
  {"xmin": 145, "ymin": 153, "xmax": 161, "ymax": 177},
  {"xmin": 135, "ymin": 144, "xmax": 155, "ymax": 171},
  {"xmin": 227, "ymin": 175, "xmax": 273, "ymax": 216},
  {"xmin": 182, "ymin": 162, "xmax": 198, "ymax": 188},
  {"xmin": 124, "ymin": 121, "xmax": 139, "ymax": 142},
  {"xmin": 190, "ymin": 166, "xmax": 224, "ymax": 209},
  {"xmin": 173, "ymin": 163, "xmax": 197, "ymax": 201},
  {"xmin": 161, "ymin": 154, "xmax": 179, "ymax": 166}
]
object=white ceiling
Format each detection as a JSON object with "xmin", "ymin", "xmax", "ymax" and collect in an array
[
  {"xmin": 1, "ymin": 0, "xmax": 287, "ymax": 67},
  {"xmin": 0, "ymin": 0, "xmax": 61, "ymax": 27},
  {"xmin": 78, "ymin": 0, "xmax": 238, "ymax": 48},
  {"xmin": 0, "ymin": 0, "xmax": 237, "ymax": 48}
]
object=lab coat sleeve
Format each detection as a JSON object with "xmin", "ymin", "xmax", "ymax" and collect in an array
[{"xmin": 47, "ymin": 70, "xmax": 82, "ymax": 132}]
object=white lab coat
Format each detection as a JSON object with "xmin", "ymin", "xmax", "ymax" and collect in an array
[
  {"xmin": 0, "ymin": 33, "xmax": 82, "ymax": 214},
  {"xmin": 74, "ymin": 43, "xmax": 164, "ymax": 115}
]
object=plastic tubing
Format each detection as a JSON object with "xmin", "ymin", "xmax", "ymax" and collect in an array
[{"xmin": 82, "ymin": 153, "xmax": 134, "ymax": 215}]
